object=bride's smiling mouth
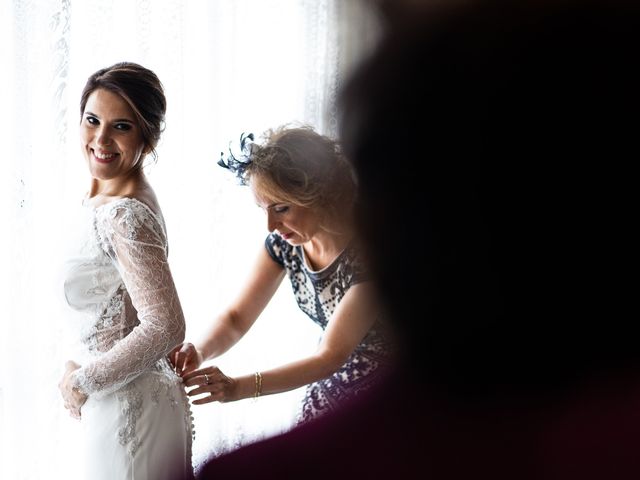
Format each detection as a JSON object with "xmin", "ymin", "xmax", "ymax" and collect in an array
[{"xmin": 92, "ymin": 149, "xmax": 119, "ymax": 164}]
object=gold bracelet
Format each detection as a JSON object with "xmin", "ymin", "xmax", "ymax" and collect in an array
[{"xmin": 254, "ymin": 371, "xmax": 262, "ymax": 399}]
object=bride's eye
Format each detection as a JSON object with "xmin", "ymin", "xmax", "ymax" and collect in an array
[
  {"xmin": 114, "ymin": 122, "xmax": 133, "ymax": 131},
  {"xmin": 85, "ymin": 115, "xmax": 99, "ymax": 126},
  {"xmin": 274, "ymin": 205, "xmax": 289, "ymax": 214}
]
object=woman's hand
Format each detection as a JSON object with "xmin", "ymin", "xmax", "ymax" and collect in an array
[
  {"xmin": 182, "ymin": 366, "xmax": 238, "ymax": 404},
  {"xmin": 169, "ymin": 342, "xmax": 204, "ymax": 377},
  {"xmin": 58, "ymin": 361, "xmax": 88, "ymax": 420}
]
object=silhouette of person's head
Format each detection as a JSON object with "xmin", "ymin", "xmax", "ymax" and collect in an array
[
  {"xmin": 340, "ymin": 0, "xmax": 640, "ymax": 397},
  {"xmin": 197, "ymin": 4, "xmax": 640, "ymax": 478}
]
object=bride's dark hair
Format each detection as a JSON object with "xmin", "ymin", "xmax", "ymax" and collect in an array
[{"xmin": 80, "ymin": 62, "xmax": 166, "ymax": 161}]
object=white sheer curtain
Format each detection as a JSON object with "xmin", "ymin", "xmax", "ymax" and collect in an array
[{"xmin": 0, "ymin": 0, "xmax": 379, "ymax": 478}]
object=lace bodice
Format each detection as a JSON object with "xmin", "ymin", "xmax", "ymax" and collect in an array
[{"xmin": 63, "ymin": 197, "xmax": 185, "ymax": 397}]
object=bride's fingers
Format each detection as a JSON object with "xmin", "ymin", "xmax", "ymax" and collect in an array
[{"xmin": 65, "ymin": 360, "xmax": 80, "ymax": 371}]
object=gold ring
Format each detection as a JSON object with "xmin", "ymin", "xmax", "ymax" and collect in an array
[{"xmin": 205, "ymin": 373, "xmax": 210, "ymax": 385}]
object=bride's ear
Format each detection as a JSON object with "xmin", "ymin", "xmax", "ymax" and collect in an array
[{"xmin": 142, "ymin": 145, "xmax": 154, "ymax": 158}]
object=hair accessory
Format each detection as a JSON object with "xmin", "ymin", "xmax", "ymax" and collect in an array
[{"xmin": 218, "ymin": 132, "xmax": 255, "ymax": 184}]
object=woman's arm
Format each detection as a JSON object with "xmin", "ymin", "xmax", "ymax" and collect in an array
[
  {"xmin": 183, "ymin": 281, "xmax": 379, "ymax": 403},
  {"xmin": 171, "ymin": 245, "xmax": 285, "ymax": 375},
  {"xmin": 69, "ymin": 202, "xmax": 186, "ymax": 397}
]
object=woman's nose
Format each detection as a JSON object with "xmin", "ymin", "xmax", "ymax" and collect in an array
[
  {"xmin": 266, "ymin": 211, "xmax": 278, "ymax": 232},
  {"xmin": 96, "ymin": 126, "xmax": 112, "ymax": 147}
]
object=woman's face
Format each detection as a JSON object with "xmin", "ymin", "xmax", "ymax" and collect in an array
[
  {"xmin": 251, "ymin": 182, "xmax": 320, "ymax": 245},
  {"xmin": 80, "ymin": 88, "xmax": 147, "ymax": 181}
]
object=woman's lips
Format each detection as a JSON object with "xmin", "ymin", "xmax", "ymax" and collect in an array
[{"xmin": 92, "ymin": 150, "xmax": 118, "ymax": 164}]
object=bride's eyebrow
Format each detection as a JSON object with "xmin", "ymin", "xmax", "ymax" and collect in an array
[{"xmin": 84, "ymin": 111, "xmax": 135, "ymax": 123}]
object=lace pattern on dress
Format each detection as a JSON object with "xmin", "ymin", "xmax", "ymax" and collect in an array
[
  {"xmin": 64, "ymin": 198, "xmax": 193, "ymax": 473},
  {"xmin": 115, "ymin": 358, "xmax": 194, "ymax": 460},
  {"xmin": 65, "ymin": 197, "xmax": 186, "ymax": 397},
  {"xmin": 117, "ymin": 383, "xmax": 143, "ymax": 456}
]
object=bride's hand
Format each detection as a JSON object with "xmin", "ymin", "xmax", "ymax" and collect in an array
[
  {"xmin": 58, "ymin": 361, "xmax": 88, "ymax": 420},
  {"xmin": 183, "ymin": 366, "xmax": 237, "ymax": 404},
  {"xmin": 169, "ymin": 342, "xmax": 203, "ymax": 377}
]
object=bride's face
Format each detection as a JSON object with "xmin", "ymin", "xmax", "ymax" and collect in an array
[{"xmin": 79, "ymin": 88, "xmax": 147, "ymax": 181}]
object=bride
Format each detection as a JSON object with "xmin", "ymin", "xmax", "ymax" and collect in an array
[{"xmin": 58, "ymin": 62, "xmax": 193, "ymax": 479}]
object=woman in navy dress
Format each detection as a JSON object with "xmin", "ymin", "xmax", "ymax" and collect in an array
[{"xmin": 171, "ymin": 126, "xmax": 392, "ymax": 423}]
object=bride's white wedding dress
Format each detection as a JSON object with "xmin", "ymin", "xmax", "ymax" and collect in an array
[{"xmin": 63, "ymin": 197, "xmax": 194, "ymax": 480}]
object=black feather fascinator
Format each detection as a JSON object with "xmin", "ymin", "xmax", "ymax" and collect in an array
[{"xmin": 218, "ymin": 132, "xmax": 255, "ymax": 185}]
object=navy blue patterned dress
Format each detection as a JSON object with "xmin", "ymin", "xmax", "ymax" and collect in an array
[{"xmin": 265, "ymin": 232, "xmax": 391, "ymax": 423}]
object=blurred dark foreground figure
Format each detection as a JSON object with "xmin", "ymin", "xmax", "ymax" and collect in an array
[{"xmin": 198, "ymin": 1, "xmax": 640, "ymax": 478}]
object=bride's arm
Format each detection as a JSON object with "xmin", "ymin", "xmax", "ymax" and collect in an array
[
  {"xmin": 70, "ymin": 202, "xmax": 185, "ymax": 397},
  {"xmin": 58, "ymin": 360, "xmax": 86, "ymax": 419}
]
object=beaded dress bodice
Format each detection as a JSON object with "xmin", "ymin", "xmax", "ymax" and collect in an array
[{"xmin": 265, "ymin": 232, "xmax": 392, "ymax": 421}]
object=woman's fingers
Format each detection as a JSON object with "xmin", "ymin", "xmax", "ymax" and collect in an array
[
  {"xmin": 173, "ymin": 349, "xmax": 185, "ymax": 372},
  {"xmin": 171, "ymin": 343, "xmax": 197, "ymax": 375},
  {"xmin": 183, "ymin": 370, "xmax": 218, "ymax": 389},
  {"xmin": 185, "ymin": 384, "xmax": 212, "ymax": 397},
  {"xmin": 187, "ymin": 384, "xmax": 227, "ymax": 404},
  {"xmin": 182, "ymin": 367, "xmax": 231, "ymax": 403},
  {"xmin": 183, "ymin": 366, "xmax": 218, "ymax": 383},
  {"xmin": 192, "ymin": 391, "xmax": 226, "ymax": 405},
  {"xmin": 181, "ymin": 365, "xmax": 235, "ymax": 405},
  {"xmin": 178, "ymin": 345, "xmax": 190, "ymax": 367}
]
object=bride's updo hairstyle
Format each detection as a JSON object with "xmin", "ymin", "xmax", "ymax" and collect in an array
[{"xmin": 79, "ymin": 62, "xmax": 167, "ymax": 161}]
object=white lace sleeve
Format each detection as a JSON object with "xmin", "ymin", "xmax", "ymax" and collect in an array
[{"xmin": 72, "ymin": 200, "xmax": 185, "ymax": 396}]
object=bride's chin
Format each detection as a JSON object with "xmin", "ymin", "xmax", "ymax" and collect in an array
[{"xmin": 88, "ymin": 169, "xmax": 118, "ymax": 182}]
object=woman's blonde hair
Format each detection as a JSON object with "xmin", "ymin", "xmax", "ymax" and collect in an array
[{"xmin": 245, "ymin": 125, "xmax": 357, "ymax": 233}]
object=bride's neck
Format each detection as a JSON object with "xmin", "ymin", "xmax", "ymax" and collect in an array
[{"xmin": 89, "ymin": 170, "xmax": 147, "ymax": 199}]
